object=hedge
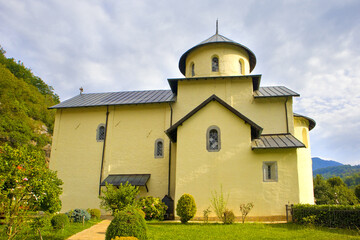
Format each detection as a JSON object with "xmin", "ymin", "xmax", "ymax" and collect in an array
[{"xmin": 292, "ymin": 204, "xmax": 360, "ymax": 229}]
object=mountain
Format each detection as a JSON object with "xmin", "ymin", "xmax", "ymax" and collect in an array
[{"xmin": 312, "ymin": 157, "xmax": 343, "ymax": 171}]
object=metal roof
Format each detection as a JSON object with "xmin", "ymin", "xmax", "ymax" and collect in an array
[
  {"xmin": 252, "ymin": 134, "xmax": 305, "ymax": 149},
  {"xmin": 166, "ymin": 94, "xmax": 263, "ymax": 142},
  {"xmin": 49, "ymin": 90, "xmax": 175, "ymax": 109},
  {"xmin": 254, "ymin": 86, "xmax": 300, "ymax": 98},
  {"xmin": 179, "ymin": 33, "xmax": 257, "ymax": 76},
  {"xmin": 294, "ymin": 113, "xmax": 316, "ymax": 131},
  {"xmin": 101, "ymin": 174, "xmax": 151, "ymax": 191}
]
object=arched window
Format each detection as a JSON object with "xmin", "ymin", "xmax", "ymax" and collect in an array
[
  {"xmin": 206, "ymin": 126, "xmax": 221, "ymax": 152},
  {"xmin": 96, "ymin": 124, "xmax": 106, "ymax": 142},
  {"xmin": 191, "ymin": 63, "xmax": 195, "ymax": 77},
  {"xmin": 154, "ymin": 138, "xmax": 164, "ymax": 158},
  {"xmin": 239, "ymin": 60, "xmax": 243, "ymax": 74},
  {"xmin": 212, "ymin": 57, "xmax": 219, "ymax": 72}
]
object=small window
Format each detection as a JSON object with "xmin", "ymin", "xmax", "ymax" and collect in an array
[
  {"xmin": 154, "ymin": 139, "xmax": 164, "ymax": 158},
  {"xmin": 206, "ymin": 126, "xmax": 221, "ymax": 152},
  {"xmin": 96, "ymin": 124, "xmax": 106, "ymax": 142},
  {"xmin": 212, "ymin": 57, "xmax": 219, "ymax": 72},
  {"xmin": 191, "ymin": 63, "xmax": 195, "ymax": 77},
  {"xmin": 263, "ymin": 162, "xmax": 278, "ymax": 182},
  {"xmin": 239, "ymin": 60, "xmax": 243, "ymax": 74}
]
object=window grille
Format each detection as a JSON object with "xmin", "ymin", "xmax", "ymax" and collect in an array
[
  {"xmin": 207, "ymin": 126, "xmax": 221, "ymax": 152},
  {"xmin": 212, "ymin": 57, "xmax": 219, "ymax": 72},
  {"xmin": 96, "ymin": 124, "xmax": 106, "ymax": 142},
  {"xmin": 155, "ymin": 139, "xmax": 164, "ymax": 158},
  {"xmin": 263, "ymin": 162, "xmax": 278, "ymax": 182}
]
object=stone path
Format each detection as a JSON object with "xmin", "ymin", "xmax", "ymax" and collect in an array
[{"xmin": 67, "ymin": 219, "xmax": 111, "ymax": 240}]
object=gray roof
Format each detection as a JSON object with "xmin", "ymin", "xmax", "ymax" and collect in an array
[
  {"xmin": 101, "ymin": 174, "xmax": 150, "ymax": 187},
  {"xmin": 294, "ymin": 113, "xmax": 316, "ymax": 130},
  {"xmin": 252, "ymin": 134, "xmax": 305, "ymax": 149},
  {"xmin": 179, "ymin": 33, "xmax": 257, "ymax": 76},
  {"xmin": 49, "ymin": 90, "xmax": 175, "ymax": 109},
  {"xmin": 254, "ymin": 86, "xmax": 300, "ymax": 98}
]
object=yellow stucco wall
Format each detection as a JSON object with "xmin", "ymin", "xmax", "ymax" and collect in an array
[
  {"xmin": 294, "ymin": 117, "xmax": 315, "ymax": 204},
  {"xmin": 175, "ymin": 100, "xmax": 300, "ymax": 217},
  {"xmin": 185, "ymin": 43, "xmax": 250, "ymax": 77},
  {"xmin": 174, "ymin": 78, "xmax": 292, "ymax": 135},
  {"xmin": 50, "ymin": 104, "xmax": 172, "ymax": 212},
  {"xmin": 50, "ymin": 107, "xmax": 105, "ymax": 212}
]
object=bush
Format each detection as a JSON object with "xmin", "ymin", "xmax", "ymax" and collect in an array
[
  {"xmin": 239, "ymin": 202, "xmax": 254, "ymax": 223},
  {"xmin": 203, "ymin": 207, "xmax": 211, "ymax": 223},
  {"xmin": 223, "ymin": 209, "xmax": 235, "ymax": 224},
  {"xmin": 88, "ymin": 208, "xmax": 101, "ymax": 219},
  {"xmin": 137, "ymin": 196, "xmax": 167, "ymax": 221},
  {"xmin": 66, "ymin": 209, "xmax": 91, "ymax": 223},
  {"xmin": 292, "ymin": 204, "xmax": 360, "ymax": 229},
  {"xmin": 106, "ymin": 206, "xmax": 148, "ymax": 240},
  {"xmin": 210, "ymin": 186, "xmax": 228, "ymax": 222},
  {"xmin": 176, "ymin": 194, "xmax": 197, "ymax": 223},
  {"xmin": 100, "ymin": 182, "xmax": 139, "ymax": 215},
  {"xmin": 51, "ymin": 213, "xmax": 69, "ymax": 230}
]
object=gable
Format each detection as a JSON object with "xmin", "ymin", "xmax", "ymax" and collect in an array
[{"xmin": 165, "ymin": 94, "xmax": 262, "ymax": 142}]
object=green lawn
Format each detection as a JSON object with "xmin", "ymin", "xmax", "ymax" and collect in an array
[
  {"xmin": 0, "ymin": 219, "xmax": 101, "ymax": 240},
  {"xmin": 147, "ymin": 222, "xmax": 360, "ymax": 240}
]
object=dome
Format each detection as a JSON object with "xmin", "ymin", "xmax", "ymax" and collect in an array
[{"xmin": 179, "ymin": 32, "xmax": 257, "ymax": 76}]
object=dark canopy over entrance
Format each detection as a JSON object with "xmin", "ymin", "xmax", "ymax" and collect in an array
[{"xmin": 101, "ymin": 174, "xmax": 151, "ymax": 192}]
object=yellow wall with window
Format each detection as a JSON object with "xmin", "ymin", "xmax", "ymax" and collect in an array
[
  {"xmin": 174, "ymin": 100, "xmax": 301, "ymax": 217},
  {"xmin": 50, "ymin": 104, "xmax": 172, "ymax": 212}
]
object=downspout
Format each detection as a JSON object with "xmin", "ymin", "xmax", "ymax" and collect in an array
[
  {"xmin": 168, "ymin": 102, "xmax": 173, "ymax": 196},
  {"xmin": 99, "ymin": 106, "xmax": 109, "ymax": 195},
  {"xmin": 284, "ymin": 97, "xmax": 289, "ymax": 133}
]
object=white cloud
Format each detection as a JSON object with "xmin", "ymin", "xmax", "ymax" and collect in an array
[{"xmin": 0, "ymin": 0, "xmax": 359, "ymax": 165}]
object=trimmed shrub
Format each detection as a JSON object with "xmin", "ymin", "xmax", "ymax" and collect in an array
[
  {"xmin": 223, "ymin": 209, "xmax": 235, "ymax": 224},
  {"xmin": 66, "ymin": 209, "xmax": 91, "ymax": 223},
  {"xmin": 51, "ymin": 213, "xmax": 69, "ymax": 230},
  {"xmin": 105, "ymin": 206, "xmax": 148, "ymax": 240},
  {"xmin": 137, "ymin": 196, "xmax": 167, "ymax": 221},
  {"xmin": 88, "ymin": 208, "xmax": 101, "ymax": 219},
  {"xmin": 176, "ymin": 193, "xmax": 197, "ymax": 223},
  {"xmin": 292, "ymin": 204, "xmax": 360, "ymax": 229}
]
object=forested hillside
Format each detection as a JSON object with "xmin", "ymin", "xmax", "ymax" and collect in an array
[
  {"xmin": 0, "ymin": 46, "xmax": 59, "ymax": 156},
  {"xmin": 313, "ymin": 164, "xmax": 360, "ymax": 179}
]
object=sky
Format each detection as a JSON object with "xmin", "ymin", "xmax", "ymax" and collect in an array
[{"xmin": 0, "ymin": 0, "xmax": 359, "ymax": 165}]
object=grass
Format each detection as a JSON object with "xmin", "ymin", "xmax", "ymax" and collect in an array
[
  {"xmin": 147, "ymin": 222, "xmax": 360, "ymax": 240},
  {"xmin": 0, "ymin": 218, "xmax": 101, "ymax": 240}
]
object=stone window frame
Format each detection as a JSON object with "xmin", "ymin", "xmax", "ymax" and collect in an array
[
  {"xmin": 96, "ymin": 123, "xmax": 106, "ymax": 142},
  {"xmin": 154, "ymin": 138, "xmax": 164, "ymax": 158},
  {"xmin": 206, "ymin": 125, "xmax": 221, "ymax": 152},
  {"xmin": 263, "ymin": 161, "xmax": 278, "ymax": 182},
  {"xmin": 211, "ymin": 56, "xmax": 219, "ymax": 72}
]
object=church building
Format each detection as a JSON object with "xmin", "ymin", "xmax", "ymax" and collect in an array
[{"xmin": 49, "ymin": 27, "xmax": 316, "ymax": 220}]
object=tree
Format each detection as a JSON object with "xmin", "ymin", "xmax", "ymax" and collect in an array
[
  {"xmin": 0, "ymin": 144, "xmax": 63, "ymax": 240},
  {"xmin": 313, "ymin": 175, "xmax": 358, "ymax": 205},
  {"xmin": 354, "ymin": 185, "xmax": 360, "ymax": 200},
  {"xmin": 99, "ymin": 182, "xmax": 139, "ymax": 215}
]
